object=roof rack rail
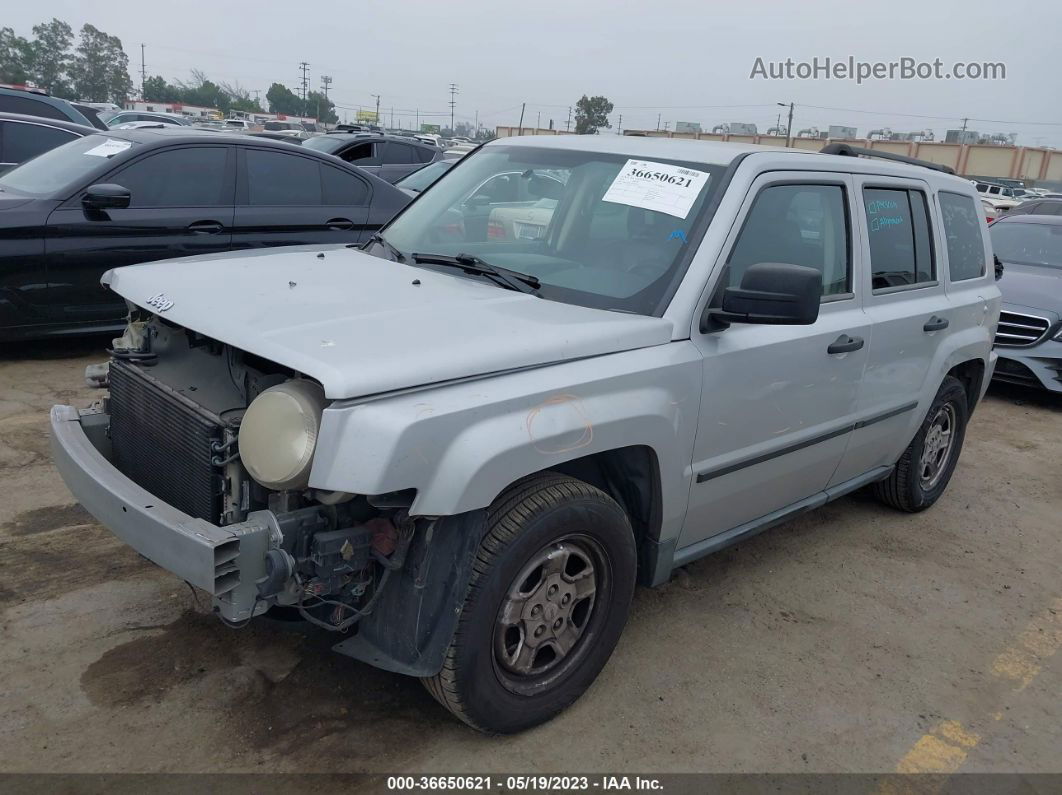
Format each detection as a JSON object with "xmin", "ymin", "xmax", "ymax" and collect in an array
[{"xmin": 819, "ymin": 143, "xmax": 955, "ymax": 175}]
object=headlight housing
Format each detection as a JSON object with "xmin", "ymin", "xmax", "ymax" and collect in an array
[{"xmin": 238, "ymin": 380, "xmax": 327, "ymax": 490}]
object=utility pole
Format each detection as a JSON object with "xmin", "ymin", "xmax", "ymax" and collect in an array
[
  {"xmin": 536, "ymin": 110, "xmax": 541, "ymax": 131},
  {"xmin": 663, "ymin": 121, "xmax": 669, "ymax": 132},
  {"xmin": 371, "ymin": 93, "xmax": 380, "ymax": 126},
  {"xmin": 390, "ymin": 106, "xmax": 394, "ymax": 128},
  {"xmin": 474, "ymin": 110, "xmax": 478, "ymax": 136},
  {"xmin": 777, "ymin": 102, "xmax": 794, "ymax": 147},
  {"xmin": 517, "ymin": 102, "xmax": 526, "ymax": 136},
  {"xmin": 617, "ymin": 114, "xmax": 622, "ymax": 134},
  {"xmin": 298, "ymin": 61, "xmax": 310, "ymax": 116},
  {"xmin": 565, "ymin": 106, "xmax": 572, "ymax": 132},
  {"xmin": 960, "ymin": 116, "xmax": 969, "ymax": 141},
  {"xmin": 139, "ymin": 43, "xmax": 146, "ymax": 100},
  {"xmin": 448, "ymin": 82, "xmax": 459, "ymax": 133},
  {"xmin": 656, "ymin": 113, "xmax": 661, "ymax": 131},
  {"xmin": 320, "ymin": 75, "xmax": 332, "ymax": 98}
]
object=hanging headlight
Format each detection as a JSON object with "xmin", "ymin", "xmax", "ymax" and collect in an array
[{"xmin": 238, "ymin": 380, "xmax": 327, "ymax": 490}]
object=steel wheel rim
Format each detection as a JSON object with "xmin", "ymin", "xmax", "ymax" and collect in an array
[
  {"xmin": 492, "ymin": 535, "xmax": 604, "ymax": 693},
  {"xmin": 919, "ymin": 403, "xmax": 956, "ymax": 490}
]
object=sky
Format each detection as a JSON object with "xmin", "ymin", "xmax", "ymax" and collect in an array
[{"xmin": 8, "ymin": 0, "xmax": 1062, "ymax": 145}]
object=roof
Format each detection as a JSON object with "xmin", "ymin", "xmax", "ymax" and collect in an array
[
  {"xmin": 0, "ymin": 111, "xmax": 96, "ymax": 135},
  {"xmin": 489, "ymin": 134, "xmax": 974, "ymax": 187},
  {"xmin": 991, "ymin": 213, "xmax": 1062, "ymax": 226}
]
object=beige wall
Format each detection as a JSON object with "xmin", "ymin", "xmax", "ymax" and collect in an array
[
  {"xmin": 495, "ymin": 126, "xmax": 571, "ymax": 137},
  {"xmin": 619, "ymin": 128, "xmax": 1062, "ymax": 182}
]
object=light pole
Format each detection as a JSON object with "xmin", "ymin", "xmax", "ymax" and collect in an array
[
  {"xmin": 371, "ymin": 94, "xmax": 381, "ymax": 127},
  {"xmin": 777, "ymin": 102, "xmax": 794, "ymax": 148}
]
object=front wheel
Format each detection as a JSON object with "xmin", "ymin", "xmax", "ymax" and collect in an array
[
  {"xmin": 422, "ymin": 473, "xmax": 636, "ymax": 733},
  {"xmin": 874, "ymin": 375, "xmax": 970, "ymax": 512}
]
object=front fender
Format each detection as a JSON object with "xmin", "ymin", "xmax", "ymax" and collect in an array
[{"xmin": 309, "ymin": 343, "xmax": 703, "ymax": 545}]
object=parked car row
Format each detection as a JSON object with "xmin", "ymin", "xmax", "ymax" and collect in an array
[{"xmin": 0, "ymin": 127, "xmax": 409, "ymax": 340}]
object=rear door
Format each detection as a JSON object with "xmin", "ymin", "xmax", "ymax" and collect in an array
[
  {"xmin": 831, "ymin": 176, "xmax": 948, "ymax": 481},
  {"xmin": 378, "ymin": 140, "xmax": 426, "ymax": 183},
  {"xmin": 44, "ymin": 145, "xmax": 234, "ymax": 323},
  {"xmin": 232, "ymin": 147, "xmax": 373, "ymax": 249}
]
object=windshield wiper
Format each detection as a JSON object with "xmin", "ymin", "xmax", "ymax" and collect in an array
[
  {"xmin": 362, "ymin": 232, "xmax": 405, "ymax": 262},
  {"xmin": 410, "ymin": 252, "xmax": 541, "ymax": 294}
]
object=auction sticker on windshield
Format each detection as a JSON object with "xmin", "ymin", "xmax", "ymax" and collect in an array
[
  {"xmin": 602, "ymin": 159, "xmax": 710, "ymax": 219},
  {"xmin": 84, "ymin": 139, "xmax": 133, "ymax": 158}
]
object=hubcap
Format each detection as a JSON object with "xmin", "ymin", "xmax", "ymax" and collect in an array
[
  {"xmin": 494, "ymin": 539, "xmax": 598, "ymax": 679},
  {"xmin": 919, "ymin": 403, "xmax": 956, "ymax": 490}
]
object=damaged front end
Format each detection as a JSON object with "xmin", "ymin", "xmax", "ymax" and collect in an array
[{"xmin": 51, "ymin": 312, "xmax": 450, "ymax": 654}]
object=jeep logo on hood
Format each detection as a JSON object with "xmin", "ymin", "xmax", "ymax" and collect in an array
[{"xmin": 145, "ymin": 293, "xmax": 174, "ymax": 312}]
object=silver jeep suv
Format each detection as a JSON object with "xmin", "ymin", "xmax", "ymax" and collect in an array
[{"xmin": 51, "ymin": 136, "xmax": 1000, "ymax": 733}]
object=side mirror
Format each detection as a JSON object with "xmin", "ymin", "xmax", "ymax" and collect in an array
[
  {"xmin": 82, "ymin": 183, "xmax": 131, "ymax": 210},
  {"xmin": 708, "ymin": 262, "xmax": 821, "ymax": 327}
]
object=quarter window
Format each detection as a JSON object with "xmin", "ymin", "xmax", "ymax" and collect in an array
[
  {"xmin": 863, "ymin": 187, "xmax": 935, "ymax": 290},
  {"xmin": 939, "ymin": 192, "xmax": 986, "ymax": 280},
  {"xmin": 728, "ymin": 183, "xmax": 851, "ymax": 297},
  {"xmin": 112, "ymin": 147, "xmax": 228, "ymax": 207}
]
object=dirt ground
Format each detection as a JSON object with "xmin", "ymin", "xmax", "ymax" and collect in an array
[{"xmin": 1, "ymin": 337, "xmax": 1059, "ymax": 775}]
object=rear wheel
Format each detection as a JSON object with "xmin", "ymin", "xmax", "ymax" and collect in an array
[
  {"xmin": 874, "ymin": 375, "xmax": 969, "ymax": 512},
  {"xmin": 422, "ymin": 473, "xmax": 636, "ymax": 733}
]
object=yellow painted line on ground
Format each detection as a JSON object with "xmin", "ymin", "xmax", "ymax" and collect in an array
[
  {"xmin": 885, "ymin": 596, "xmax": 1061, "ymax": 785},
  {"xmin": 989, "ymin": 597, "xmax": 1062, "ymax": 690}
]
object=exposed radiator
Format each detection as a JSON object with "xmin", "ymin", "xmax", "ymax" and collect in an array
[{"xmin": 109, "ymin": 359, "xmax": 224, "ymax": 523}]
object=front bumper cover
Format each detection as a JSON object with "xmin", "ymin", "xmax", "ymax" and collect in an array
[{"xmin": 49, "ymin": 404, "xmax": 275, "ymax": 621}]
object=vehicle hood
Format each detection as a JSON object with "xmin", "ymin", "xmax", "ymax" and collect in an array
[
  {"xmin": 0, "ymin": 193, "xmax": 34, "ymax": 211},
  {"xmin": 997, "ymin": 261, "xmax": 1062, "ymax": 319},
  {"xmin": 103, "ymin": 246, "xmax": 674, "ymax": 399}
]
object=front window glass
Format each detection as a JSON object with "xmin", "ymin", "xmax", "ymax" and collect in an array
[
  {"xmin": 728, "ymin": 184, "xmax": 850, "ymax": 297},
  {"xmin": 989, "ymin": 222, "xmax": 1062, "ymax": 269},
  {"xmin": 863, "ymin": 187, "xmax": 935, "ymax": 289},
  {"xmin": 0, "ymin": 134, "xmax": 138, "ymax": 197},
  {"xmin": 378, "ymin": 145, "xmax": 724, "ymax": 314}
]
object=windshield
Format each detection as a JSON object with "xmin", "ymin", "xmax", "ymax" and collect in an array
[
  {"xmin": 378, "ymin": 145, "xmax": 724, "ymax": 315},
  {"xmin": 990, "ymin": 222, "xmax": 1062, "ymax": 269},
  {"xmin": 0, "ymin": 134, "xmax": 136, "ymax": 197},
  {"xmin": 396, "ymin": 159, "xmax": 455, "ymax": 192}
]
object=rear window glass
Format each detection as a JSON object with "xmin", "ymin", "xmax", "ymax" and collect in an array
[{"xmin": 863, "ymin": 187, "xmax": 935, "ymax": 290}]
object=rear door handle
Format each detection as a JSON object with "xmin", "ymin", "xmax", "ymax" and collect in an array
[
  {"xmin": 187, "ymin": 220, "xmax": 224, "ymax": 234},
  {"xmin": 923, "ymin": 315, "xmax": 949, "ymax": 332},
  {"xmin": 326, "ymin": 217, "xmax": 355, "ymax": 231},
  {"xmin": 827, "ymin": 334, "xmax": 864, "ymax": 355}
]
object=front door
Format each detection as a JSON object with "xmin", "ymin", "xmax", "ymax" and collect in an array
[
  {"xmin": 681, "ymin": 173, "xmax": 870, "ymax": 550},
  {"xmin": 44, "ymin": 145, "xmax": 234, "ymax": 323}
]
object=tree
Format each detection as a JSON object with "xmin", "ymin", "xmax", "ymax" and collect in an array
[
  {"xmin": 72, "ymin": 24, "xmax": 133, "ymax": 103},
  {"xmin": 28, "ymin": 18, "xmax": 74, "ymax": 98},
  {"xmin": 143, "ymin": 75, "xmax": 180, "ymax": 103},
  {"xmin": 306, "ymin": 90, "xmax": 336, "ymax": 124},
  {"xmin": 574, "ymin": 95, "xmax": 613, "ymax": 135},
  {"xmin": 0, "ymin": 27, "xmax": 32, "ymax": 84},
  {"xmin": 266, "ymin": 82, "xmax": 301, "ymax": 115}
]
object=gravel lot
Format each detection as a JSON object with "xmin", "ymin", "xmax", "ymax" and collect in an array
[{"xmin": 1, "ymin": 337, "xmax": 1059, "ymax": 774}]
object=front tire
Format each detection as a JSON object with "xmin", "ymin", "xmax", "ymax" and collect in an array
[
  {"xmin": 422, "ymin": 473, "xmax": 636, "ymax": 733},
  {"xmin": 874, "ymin": 375, "xmax": 969, "ymax": 512}
]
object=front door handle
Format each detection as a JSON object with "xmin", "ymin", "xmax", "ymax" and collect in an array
[
  {"xmin": 187, "ymin": 220, "xmax": 224, "ymax": 234},
  {"xmin": 923, "ymin": 315, "xmax": 949, "ymax": 332},
  {"xmin": 827, "ymin": 334, "xmax": 865, "ymax": 355},
  {"xmin": 326, "ymin": 217, "xmax": 355, "ymax": 231}
]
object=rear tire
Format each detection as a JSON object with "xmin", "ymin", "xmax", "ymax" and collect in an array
[
  {"xmin": 874, "ymin": 375, "xmax": 969, "ymax": 512},
  {"xmin": 422, "ymin": 473, "xmax": 636, "ymax": 733}
]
